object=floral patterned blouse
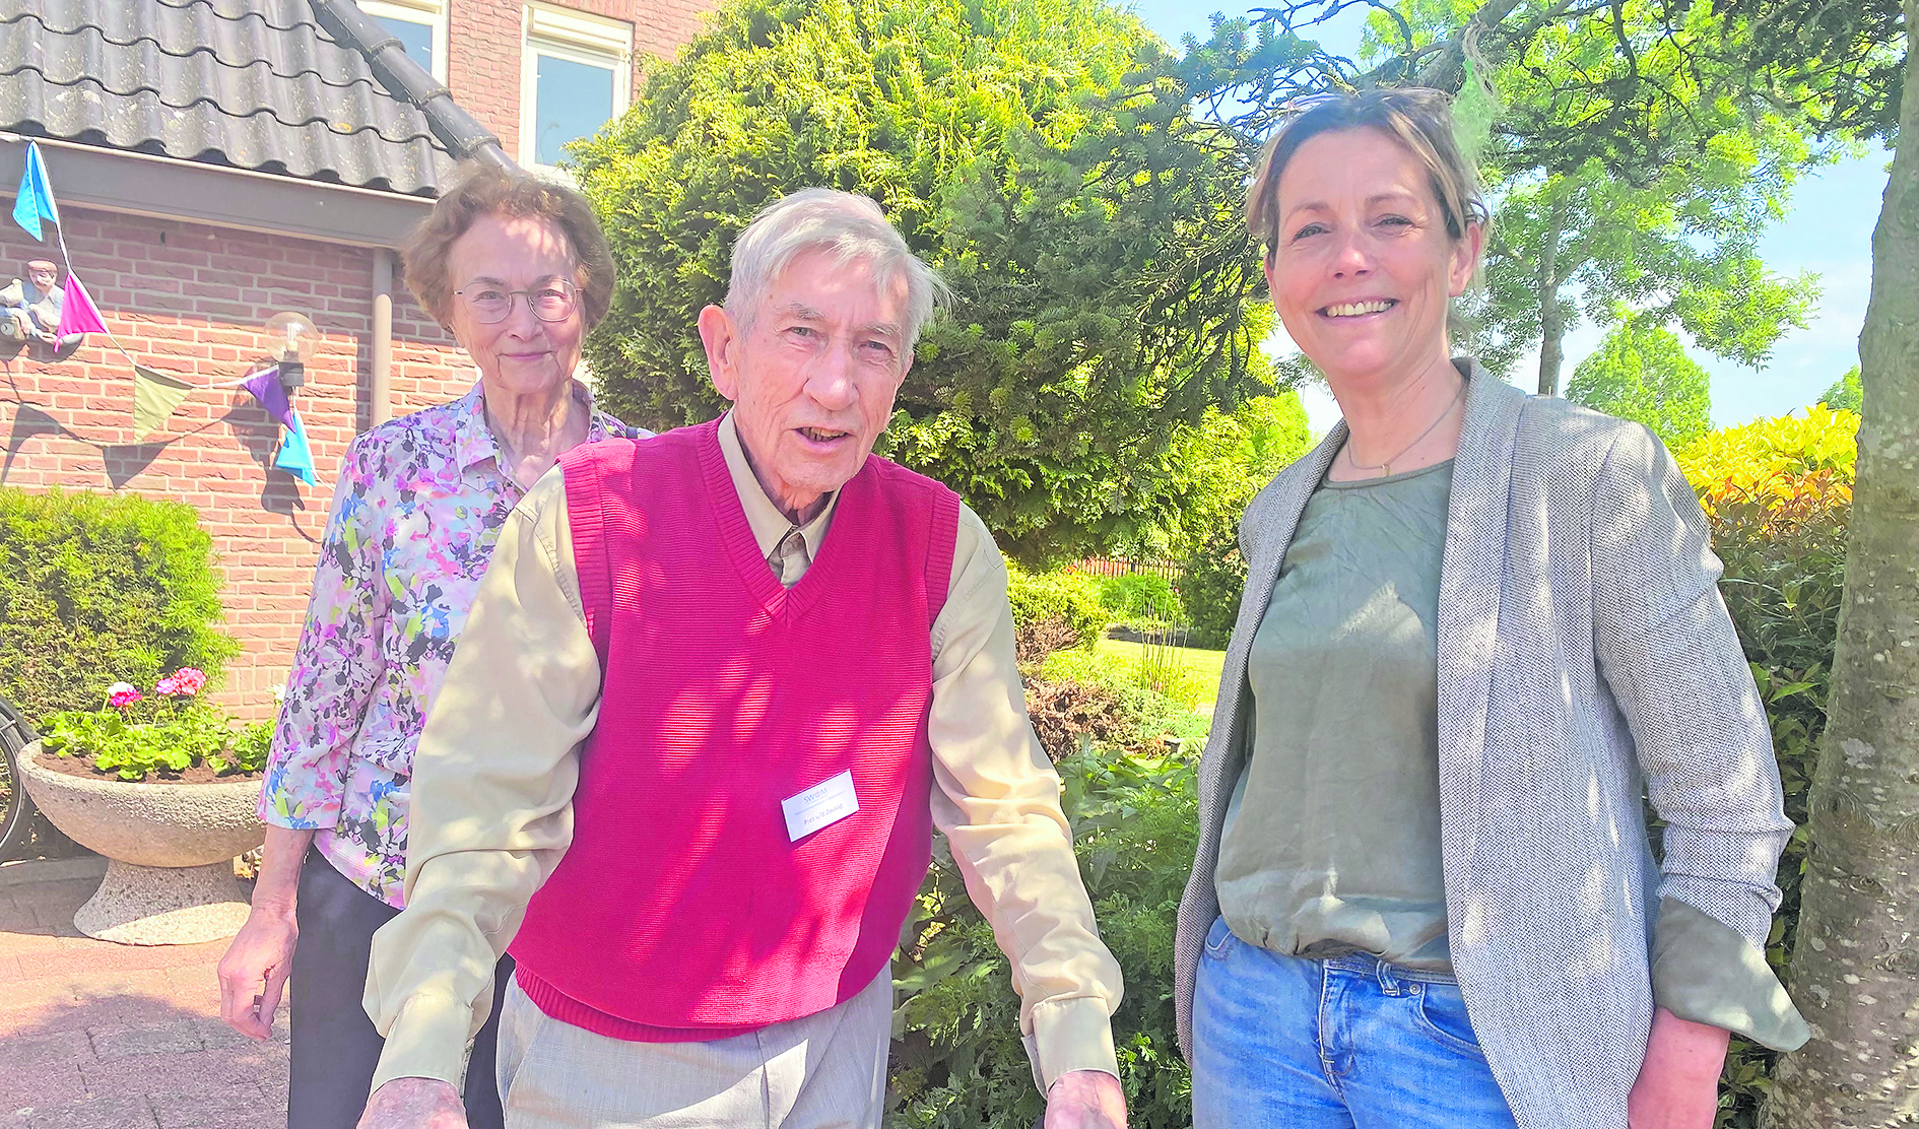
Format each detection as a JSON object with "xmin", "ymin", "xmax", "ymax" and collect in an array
[{"xmin": 259, "ymin": 381, "xmax": 640, "ymax": 906}]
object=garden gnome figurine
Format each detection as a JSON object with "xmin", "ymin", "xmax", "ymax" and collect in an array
[{"xmin": 0, "ymin": 259, "xmax": 86, "ymax": 360}]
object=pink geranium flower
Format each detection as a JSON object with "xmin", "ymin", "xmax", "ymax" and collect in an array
[
  {"xmin": 171, "ymin": 668, "xmax": 207, "ymax": 696},
  {"xmin": 107, "ymin": 682, "xmax": 142, "ymax": 709},
  {"xmin": 155, "ymin": 677, "xmax": 179, "ymax": 697}
]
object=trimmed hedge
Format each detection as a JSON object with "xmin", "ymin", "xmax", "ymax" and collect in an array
[
  {"xmin": 1005, "ymin": 564, "xmax": 1110, "ymax": 662},
  {"xmin": 0, "ymin": 488, "xmax": 237, "ymax": 723}
]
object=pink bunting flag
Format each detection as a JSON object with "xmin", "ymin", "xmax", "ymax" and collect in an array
[
  {"xmin": 240, "ymin": 366, "xmax": 293, "ymax": 429},
  {"xmin": 57, "ymin": 273, "xmax": 109, "ymax": 337}
]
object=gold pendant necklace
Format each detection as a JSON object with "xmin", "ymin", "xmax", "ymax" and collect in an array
[{"xmin": 1343, "ymin": 381, "xmax": 1467, "ymax": 477}]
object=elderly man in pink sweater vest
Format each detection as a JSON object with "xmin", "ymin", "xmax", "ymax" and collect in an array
[{"xmin": 354, "ymin": 190, "xmax": 1128, "ymax": 1129}]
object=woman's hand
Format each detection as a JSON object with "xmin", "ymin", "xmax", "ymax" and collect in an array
[
  {"xmin": 356, "ymin": 1078, "xmax": 468, "ymax": 1129},
  {"xmin": 1627, "ymin": 1007, "xmax": 1730, "ymax": 1129},
  {"xmin": 217, "ymin": 904, "xmax": 296, "ymax": 1039},
  {"xmin": 216, "ymin": 826, "xmax": 313, "ymax": 1039}
]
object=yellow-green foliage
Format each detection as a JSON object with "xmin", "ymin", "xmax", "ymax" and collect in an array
[
  {"xmin": 1675, "ymin": 405, "xmax": 1858, "ymax": 509},
  {"xmin": 1670, "ymin": 406, "xmax": 1855, "ymax": 1128}
]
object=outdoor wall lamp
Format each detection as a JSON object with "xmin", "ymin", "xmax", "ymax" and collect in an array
[{"xmin": 265, "ymin": 310, "xmax": 319, "ymax": 391}]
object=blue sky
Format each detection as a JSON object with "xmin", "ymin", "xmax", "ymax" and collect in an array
[{"xmin": 1123, "ymin": 0, "xmax": 1888, "ymax": 432}]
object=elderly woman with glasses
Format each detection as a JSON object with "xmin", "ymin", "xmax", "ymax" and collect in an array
[{"xmin": 215, "ymin": 162, "xmax": 641, "ymax": 1129}]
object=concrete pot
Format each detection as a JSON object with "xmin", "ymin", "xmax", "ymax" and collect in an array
[{"xmin": 17, "ymin": 741, "xmax": 265, "ymax": 945}]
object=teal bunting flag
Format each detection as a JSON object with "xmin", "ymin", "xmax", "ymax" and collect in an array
[
  {"xmin": 274, "ymin": 408, "xmax": 318, "ymax": 486},
  {"xmin": 12, "ymin": 141, "xmax": 58, "ymax": 241}
]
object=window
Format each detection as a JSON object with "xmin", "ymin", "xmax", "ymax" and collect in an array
[
  {"xmin": 521, "ymin": 4, "xmax": 633, "ymax": 170},
  {"xmin": 360, "ymin": 0, "xmax": 447, "ymax": 82}
]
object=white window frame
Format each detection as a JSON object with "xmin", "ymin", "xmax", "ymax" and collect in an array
[
  {"xmin": 520, "ymin": 2, "xmax": 633, "ymax": 173},
  {"xmin": 360, "ymin": 0, "xmax": 448, "ymax": 83}
]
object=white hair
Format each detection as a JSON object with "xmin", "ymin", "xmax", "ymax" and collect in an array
[{"xmin": 725, "ymin": 188, "xmax": 952, "ymax": 347}]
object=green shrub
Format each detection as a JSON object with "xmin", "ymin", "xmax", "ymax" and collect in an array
[
  {"xmin": 1700, "ymin": 473, "xmax": 1847, "ymax": 1128},
  {"xmin": 0, "ymin": 488, "xmax": 238, "ymax": 723},
  {"xmin": 1005, "ymin": 564, "xmax": 1110, "ymax": 663},
  {"xmin": 1096, "ymin": 573, "xmax": 1185, "ymax": 625},
  {"xmin": 891, "ymin": 748, "xmax": 1197, "ymax": 1129},
  {"xmin": 1178, "ymin": 534, "xmax": 1247, "ymax": 650},
  {"xmin": 1027, "ymin": 649, "xmax": 1213, "ymax": 759}
]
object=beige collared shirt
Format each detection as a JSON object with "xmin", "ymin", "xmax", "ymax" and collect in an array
[{"xmin": 364, "ymin": 413, "xmax": 1122, "ymax": 1093}]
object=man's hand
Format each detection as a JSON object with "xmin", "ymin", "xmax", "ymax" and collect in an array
[
  {"xmin": 216, "ymin": 906, "xmax": 297, "ymax": 1040},
  {"xmin": 1044, "ymin": 1069, "xmax": 1126, "ymax": 1129},
  {"xmin": 1627, "ymin": 1007, "xmax": 1730, "ymax": 1129},
  {"xmin": 356, "ymin": 1078, "xmax": 468, "ymax": 1129}
]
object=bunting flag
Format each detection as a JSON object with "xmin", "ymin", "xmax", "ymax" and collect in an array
[
  {"xmin": 274, "ymin": 408, "xmax": 318, "ymax": 486},
  {"xmin": 57, "ymin": 272, "xmax": 108, "ymax": 337},
  {"xmin": 240, "ymin": 366, "xmax": 293, "ymax": 428},
  {"xmin": 11, "ymin": 140, "xmax": 58, "ymax": 240},
  {"xmin": 9, "ymin": 136, "xmax": 295, "ymax": 446},
  {"xmin": 132, "ymin": 365, "xmax": 195, "ymax": 440}
]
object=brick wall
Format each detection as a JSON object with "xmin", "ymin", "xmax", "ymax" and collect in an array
[
  {"xmin": 0, "ymin": 205, "xmax": 476, "ymax": 721},
  {"xmin": 447, "ymin": 0, "xmax": 715, "ymax": 162}
]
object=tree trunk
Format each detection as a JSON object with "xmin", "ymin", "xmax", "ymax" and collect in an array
[
  {"xmin": 1763, "ymin": 14, "xmax": 1919, "ymax": 1127},
  {"xmin": 1535, "ymin": 192, "xmax": 1568, "ymax": 396}
]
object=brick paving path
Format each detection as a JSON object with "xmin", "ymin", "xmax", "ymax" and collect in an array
[{"xmin": 0, "ymin": 857, "xmax": 289, "ymax": 1129}]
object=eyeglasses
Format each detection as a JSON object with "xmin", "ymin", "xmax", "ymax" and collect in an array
[{"xmin": 454, "ymin": 277, "xmax": 578, "ymax": 324}]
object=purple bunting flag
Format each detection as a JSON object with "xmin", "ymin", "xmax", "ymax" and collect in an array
[{"xmin": 240, "ymin": 366, "xmax": 293, "ymax": 429}]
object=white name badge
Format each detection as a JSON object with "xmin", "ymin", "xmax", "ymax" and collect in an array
[{"xmin": 782, "ymin": 770, "xmax": 860, "ymax": 842}]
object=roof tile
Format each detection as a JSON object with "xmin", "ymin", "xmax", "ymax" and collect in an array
[{"xmin": 0, "ymin": 0, "xmax": 457, "ymax": 196}]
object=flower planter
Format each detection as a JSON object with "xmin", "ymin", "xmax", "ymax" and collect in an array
[{"xmin": 17, "ymin": 741, "xmax": 264, "ymax": 945}]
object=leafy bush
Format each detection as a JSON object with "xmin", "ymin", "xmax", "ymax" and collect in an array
[
  {"xmin": 1681, "ymin": 462, "xmax": 1847, "ymax": 1126},
  {"xmin": 574, "ymin": 0, "xmax": 1272, "ymax": 562},
  {"xmin": 0, "ymin": 488, "xmax": 238, "ymax": 723},
  {"xmin": 1096, "ymin": 573, "xmax": 1184, "ymax": 625},
  {"xmin": 891, "ymin": 749, "xmax": 1197, "ymax": 1129},
  {"xmin": 1178, "ymin": 534, "xmax": 1247, "ymax": 650},
  {"xmin": 39, "ymin": 670, "xmax": 270, "ymax": 781},
  {"xmin": 1670, "ymin": 410, "xmax": 1853, "ymax": 1127},
  {"xmin": 1025, "ymin": 654, "xmax": 1212, "ymax": 761},
  {"xmin": 1675, "ymin": 405, "xmax": 1857, "ymax": 508},
  {"xmin": 1006, "ymin": 565, "xmax": 1110, "ymax": 663}
]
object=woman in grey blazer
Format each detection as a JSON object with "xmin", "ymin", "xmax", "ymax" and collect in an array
[{"xmin": 1174, "ymin": 88, "xmax": 1809, "ymax": 1129}]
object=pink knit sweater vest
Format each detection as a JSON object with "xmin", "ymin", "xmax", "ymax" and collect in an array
[{"xmin": 509, "ymin": 419, "xmax": 959, "ymax": 1041}]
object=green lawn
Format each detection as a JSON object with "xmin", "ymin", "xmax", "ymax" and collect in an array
[{"xmin": 1094, "ymin": 635, "xmax": 1227, "ymax": 687}]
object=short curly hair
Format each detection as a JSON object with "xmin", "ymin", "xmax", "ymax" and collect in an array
[
  {"xmin": 400, "ymin": 161, "xmax": 616, "ymax": 329},
  {"xmin": 1246, "ymin": 88, "xmax": 1488, "ymax": 257}
]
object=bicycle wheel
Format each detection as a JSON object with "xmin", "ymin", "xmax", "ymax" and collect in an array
[{"xmin": 0, "ymin": 692, "xmax": 38, "ymax": 861}]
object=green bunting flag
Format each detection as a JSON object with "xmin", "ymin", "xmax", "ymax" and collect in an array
[{"xmin": 132, "ymin": 365, "xmax": 195, "ymax": 440}]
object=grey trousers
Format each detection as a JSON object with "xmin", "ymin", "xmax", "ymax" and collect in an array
[{"xmin": 494, "ymin": 967, "xmax": 892, "ymax": 1129}]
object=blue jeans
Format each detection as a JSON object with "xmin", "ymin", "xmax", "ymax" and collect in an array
[{"xmin": 1192, "ymin": 916, "xmax": 1520, "ymax": 1129}]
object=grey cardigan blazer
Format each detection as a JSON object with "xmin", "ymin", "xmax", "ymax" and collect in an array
[{"xmin": 1172, "ymin": 366, "xmax": 1795, "ymax": 1129}]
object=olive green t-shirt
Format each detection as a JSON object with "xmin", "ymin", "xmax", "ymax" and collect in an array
[{"xmin": 1215, "ymin": 459, "xmax": 1454, "ymax": 971}]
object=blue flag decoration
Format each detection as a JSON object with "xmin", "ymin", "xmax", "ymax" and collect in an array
[
  {"xmin": 275, "ymin": 408, "xmax": 318, "ymax": 486},
  {"xmin": 12, "ymin": 141, "xmax": 59, "ymax": 241}
]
